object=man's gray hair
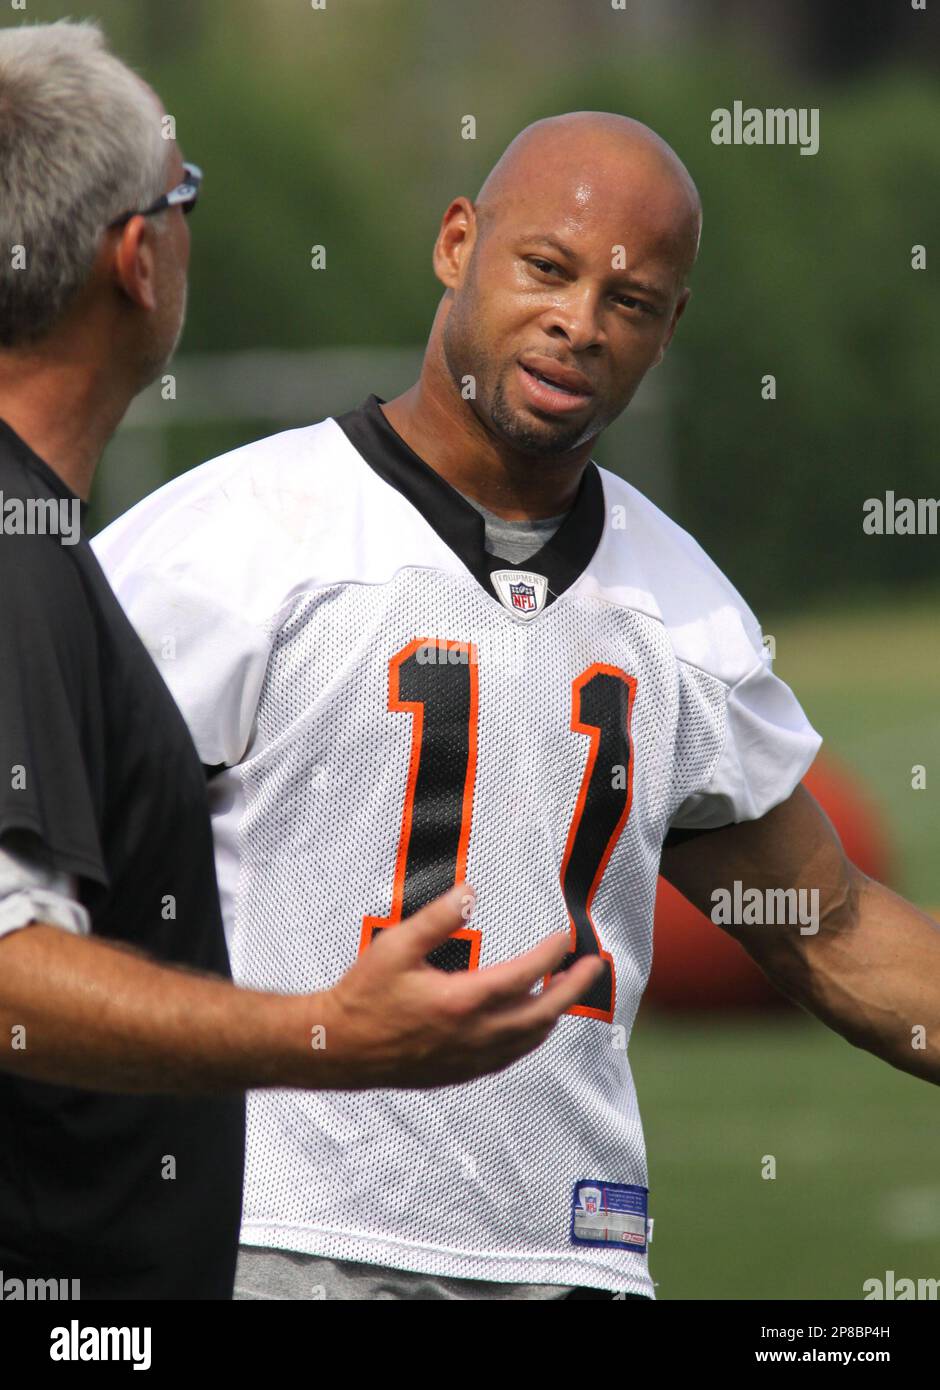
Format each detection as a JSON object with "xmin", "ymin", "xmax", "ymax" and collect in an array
[{"xmin": 0, "ymin": 20, "xmax": 171, "ymax": 347}]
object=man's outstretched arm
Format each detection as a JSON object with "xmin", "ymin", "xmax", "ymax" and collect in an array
[
  {"xmin": 0, "ymin": 885, "xmax": 601, "ymax": 1094},
  {"xmin": 660, "ymin": 785, "xmax": 940, "ymax": 1085}
]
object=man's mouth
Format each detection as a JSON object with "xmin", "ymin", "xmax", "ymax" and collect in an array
[
  {"xmin": 523, "ymin": 365, "xmax": 582, "ymax": 395},
  {"xmin": 517, "ymin": 360, "xmax": 594, "ymax": 414}
]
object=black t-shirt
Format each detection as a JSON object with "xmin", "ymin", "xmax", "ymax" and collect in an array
[{"xmin": 0, "ymin": 420, "xmax": 245, "ymax": 1299}]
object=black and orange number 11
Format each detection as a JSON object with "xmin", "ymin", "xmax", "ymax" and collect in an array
[{"xmin": 360, "ymin": 638, "xmax": 636, "ymax": 1022}]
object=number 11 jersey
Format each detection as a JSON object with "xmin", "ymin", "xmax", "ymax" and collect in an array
[{"xmin": 94, "ymin": 394, "xmax": 821, "ymax": 1295}]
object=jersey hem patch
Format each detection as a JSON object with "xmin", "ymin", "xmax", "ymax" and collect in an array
[{"xmin": 570, "ymin": 1180, "xmax": 649, "ymax": 1253}]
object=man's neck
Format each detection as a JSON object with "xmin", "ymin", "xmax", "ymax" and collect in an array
[
  {"xmin": 381, "ymin": 363, "xmax": 594, "ymax": 522},
  {"xmin": 0, "ymin": 346, "xmax": 134, "ymax": 501}
]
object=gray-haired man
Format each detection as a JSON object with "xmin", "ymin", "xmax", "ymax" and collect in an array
[{"xmin": 0, "ymin": 20, "xmax": 596, "ymax": 1300}]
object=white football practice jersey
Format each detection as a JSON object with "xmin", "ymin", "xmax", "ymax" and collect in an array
[{"xmin": 94, "ymin": 396, "xmax": 821, "ymax": 1295}]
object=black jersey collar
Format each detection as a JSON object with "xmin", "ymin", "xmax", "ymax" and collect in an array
[{"xmin": 335, "ymin": 394, "xmax": 605, "ymax": 609}]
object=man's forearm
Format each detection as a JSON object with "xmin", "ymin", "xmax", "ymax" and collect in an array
[
  {"xmin": 0, "ymin": 898, "xmax": 595, "ymax": 1096},
  {"xmin": 662, "ymin": 788, "xmax": 940, "ymax": 1087},
  {"xmin": 738, "ymin": 871, "xmax": 940, "ymax": 1086},
  {"xmin": 0, "ymin": 922, "xmax": 328, "ymax": 1094}
]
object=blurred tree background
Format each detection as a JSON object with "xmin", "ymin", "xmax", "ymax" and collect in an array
[{"xmin": 11, "ymin": 0, "xmax": 936, "ymax": 609}]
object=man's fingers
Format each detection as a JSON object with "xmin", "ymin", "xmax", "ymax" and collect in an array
[
  {"xmin": 384, "ymin": 896, "xmax": 569, "ymax": 995},
  {"xmin": 465, "ymin": 930, "xmax": 573, "ymax": 1006},
  {"xmin": 390, "ymin": 884, "xmax": 476, "ymax": 962},
  {"xmin": 380, "ymin": 899, "xmax": 604, "ymax": 1037},
  {"xmin": 532, "ymin": 956, "xmax": 604, "ymax": 1019},
  {"xmin": 496, "ymin": 956, "xmax": 604, "ymax": 1036}
]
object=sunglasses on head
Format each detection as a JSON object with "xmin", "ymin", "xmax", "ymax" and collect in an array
[{"xmin": 108, "ymin": 162, "xmax": 203, "ymax": 230}]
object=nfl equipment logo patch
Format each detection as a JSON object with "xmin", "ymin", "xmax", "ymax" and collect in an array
[
  {"xmin": 510, "ymin": 581, "xmax": 536, "ymax": 613},
  {"xmin": 490, "ymin": 569, "xmax": 549, "ymax": 620}
]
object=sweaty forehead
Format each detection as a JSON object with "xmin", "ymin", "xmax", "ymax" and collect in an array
[{"xmin": 475, "ymin": 115, "xmax": 701, "ymax": 278}]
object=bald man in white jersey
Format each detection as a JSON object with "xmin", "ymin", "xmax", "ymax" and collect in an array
[{"xmin": 97, "ymin": 112, "xmax": 940, "ymax": 1300}]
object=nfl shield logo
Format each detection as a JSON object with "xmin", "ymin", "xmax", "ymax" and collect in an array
[
  {"xmin": 490, "ymin": 568, "xmax": 547, "ymax": 619},
  {"xmin": 580, "ymin": 1185, "xmax": 602, "ymax": 1215}
]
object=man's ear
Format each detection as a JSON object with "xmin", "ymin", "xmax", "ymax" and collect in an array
[
  {"xmin": 112, "ymin": 215, "xmax": 159, "ymax": 313},
  {"xmin": 432, "ymin": 197, "xmax": 476, "ymax": 292},
  {"xmin": 654, "ymin": 286, "xmax": 691, "ymax": 367}
]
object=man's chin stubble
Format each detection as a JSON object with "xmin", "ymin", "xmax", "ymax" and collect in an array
[{"xmin": 489, "ymin": 388, "xmax": 596, "ymax": 457}]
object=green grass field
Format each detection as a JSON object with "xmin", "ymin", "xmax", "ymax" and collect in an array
[
  {"xmin": 769, "ymin": 587, "xmax": 940, "ymax": 905},
  {"xmin": 633, "ymin": 587, "xmax": 940, "ymax": 1300}
]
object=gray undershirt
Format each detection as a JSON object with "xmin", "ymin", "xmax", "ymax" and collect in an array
[
  {"xmin": 234, "ymin": 1247, "xmax": 572, "ymax": 1301},
  {"xmin": 235, "ymin": 496, "xmax": 576, "ymax": 1302},
  {"xmin": 461, "ymin": 494, "xmax": 568, "ymax": 565}
]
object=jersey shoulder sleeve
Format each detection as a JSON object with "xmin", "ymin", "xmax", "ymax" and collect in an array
[
  {"xmin": 596, "ymin": 467, "xmax": 822, "ymax": 827},
  {"xmin": 93, "ymin": 420, "xmax": 337, "ymax": 768}
]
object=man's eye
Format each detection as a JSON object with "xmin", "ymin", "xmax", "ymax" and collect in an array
[
  {"xmin": 529, "ymin": 257, "xmax": 560, "ymax": 276},
  {"xmin": 616, "ymin": 295, "xmax": 657, "ymax": 316}
]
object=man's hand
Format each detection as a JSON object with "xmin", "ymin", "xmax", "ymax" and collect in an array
[
  {"xmin": 661, "ymin": 785, "xmax": 940, "ymax": 1085},
  {"xmin": 0, "ymin": 886, "xmax": 599, "ymax": 1094},
  {"xmin": 307, "ymin": 885, "xmax": 602, "ymax": 1088}
]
